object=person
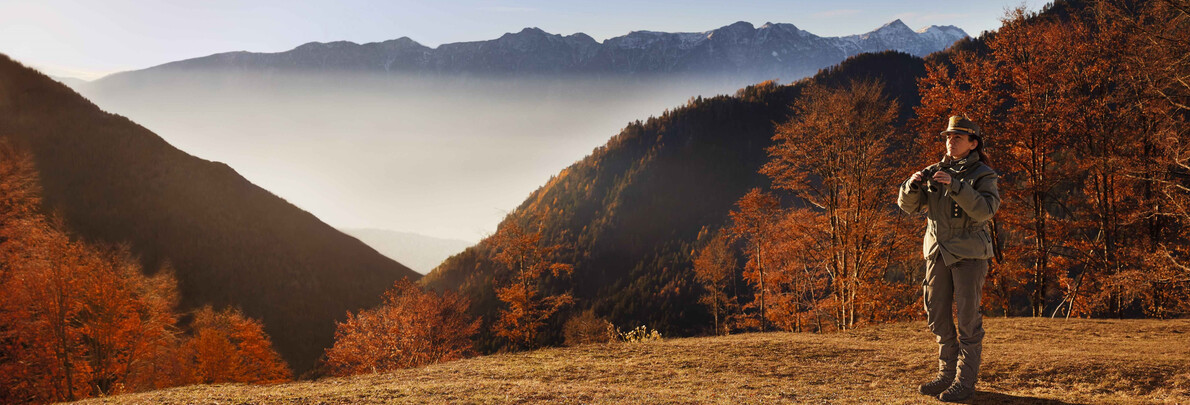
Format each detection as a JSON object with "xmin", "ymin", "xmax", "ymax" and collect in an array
[{"xmin": 897, "ymin": 115, "xmax": 1000, "ymax": 402}]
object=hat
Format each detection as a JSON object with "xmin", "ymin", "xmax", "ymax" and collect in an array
[{"xmin": 940, "ymin": 115, "xmax": 980, "ymax": 138}]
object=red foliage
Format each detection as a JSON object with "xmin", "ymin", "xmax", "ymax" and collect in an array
[
  {"xmin": 324, "ymin": 278, "xmax": 479, "ymax": 376},
  {"xmin": 0, "ymin": 144, "xmax": 185, "ymax": 403},
  {"xmin": 489, "ymin": 220, "xmax": 574, "ymax": 349},
  {"xmin": 183, "ymin": 306, "xmax": 291, "ymax": 385},
  {"xmin": 759, "ymin": 79, "xmax": 919, "ymax": 331}
]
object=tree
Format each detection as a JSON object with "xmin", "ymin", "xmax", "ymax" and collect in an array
[
  {"xmin": 489, "ymin": 220, "xmax": 574, "ymax": 349},
  {"xmin": 761, "ymin": 79, "xmax": 916, "ymax": 330},
  {"xmin": 324, "ymin": 278, "xmax": 479, "ymax": 376},
  {"xmin": 1092, "ymin": 0, "xmax": 1190, "ymax": 317},
  {"xmin": 183, "ymin": 307, "xmax": 291, "ymax": 385},
  {"xmin": 728, "ymin": 188, "xmax": 781, "ymax": 331},
  {"xmin": 691, "ymin": 230, "xmax": 737, "ymax": 335},
  {"xmin": 0, "ymin": 143, "xmax": 187, "ymax": 402},
  {"xmin": 768, "ymin": 208, "xmax": 837, "ymax": 332}
]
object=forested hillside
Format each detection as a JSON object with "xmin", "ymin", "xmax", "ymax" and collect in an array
[
  {"xmin": 423, "ymin": 50, "xmax": 930, "ymax": 350},
  {"xmin": 0, "ymin": 54, "xmax": 421, "ymax": 374}
]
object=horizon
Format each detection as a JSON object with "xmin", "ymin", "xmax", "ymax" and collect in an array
[
  {"xmin": 48, "ymin": 17, "xmax": 954, "ymax": 82},
  {"xmin": 2, "ymin": 0, "xmax": 1047, "ymax": 81}
]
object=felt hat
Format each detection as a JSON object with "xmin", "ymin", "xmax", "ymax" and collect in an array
[{"xmin": 941, "ymin": 115, "xmax": 981, "ymax": 138}]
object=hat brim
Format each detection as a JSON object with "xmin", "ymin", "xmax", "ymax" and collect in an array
[{"xmin": 941, "ymin": 129, "xmax": 978, "ymax": 137}]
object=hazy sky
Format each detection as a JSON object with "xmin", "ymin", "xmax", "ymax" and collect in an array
[{"xmin": 3, "ymin": 0, "xmax": 1048, "ymax": 80}]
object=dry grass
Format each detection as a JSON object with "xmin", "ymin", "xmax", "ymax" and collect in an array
[{"xmin": 74, "ymin": 318, "xmax": 1190, "ymax": 404}]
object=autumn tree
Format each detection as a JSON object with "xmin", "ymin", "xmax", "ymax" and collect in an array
[
  {"xmin": 760, "ymin": 79, "xmax": 917, "ymax": 331},
  {"xmin": 691, "ymin": 229, "xmax": 738, "ymax": 335},
  {"xmin": 324, "ymin": 278, "xmax": 479, "ymax": 376},
  {"xmin": 0, "ymin": 143, "xmax": 186, "ymax": 402},
  {"xmin": 727, "ymin": 188, "xmax": 782, "ymax": 331},
  {"xmin": 1092, "ymin": 0, "xmax": 1190, "ymax": 317},
  {"xmin": 768, "ymin": 208, "xmax": 838, "ymax": 332},
  {"xmin": 183, "ymin": 306, "xmax": 291, "ymax": 385},
  {"xmin": 489, "ymin": 220, "xmax": 574, "ymax": 349}
]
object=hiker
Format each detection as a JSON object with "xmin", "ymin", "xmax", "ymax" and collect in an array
[{"xmin": 896, "ymin": 115, "xmax": 1000, "ymax": 402}]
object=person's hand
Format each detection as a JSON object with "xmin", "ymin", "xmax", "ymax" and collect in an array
[
  {"xmin": 910, "ymin": 171, "xmax": 924, "ymax": 183},
  {"xmin": 932, "ymin": 171, "xmax": 952, "ymax": 185}
]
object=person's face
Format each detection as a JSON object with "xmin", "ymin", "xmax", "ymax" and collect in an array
[{"xmin": 945, "ymin": 132, "xmax": 977, "ymax": 158}]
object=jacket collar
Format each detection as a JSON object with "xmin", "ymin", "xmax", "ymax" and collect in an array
[{"xmin": 940, "ymin": 150, "xmax": 981, "ymax": 174}]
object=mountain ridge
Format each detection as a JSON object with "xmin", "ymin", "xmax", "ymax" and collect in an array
[{"xmin": 88, "ymin": 19, "xmax": 966, "ymax": 84}]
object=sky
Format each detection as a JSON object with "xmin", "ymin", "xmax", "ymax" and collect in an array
[{"xmin": 2, "ymin": 0, "xmax": 1048, "ymax": 80}]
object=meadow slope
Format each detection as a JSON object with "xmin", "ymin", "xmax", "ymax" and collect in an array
[{"xmin": 76, "ymin": 318, "xmax": 1190, "ymax": 404}]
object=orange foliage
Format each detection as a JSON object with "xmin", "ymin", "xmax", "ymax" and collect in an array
[
  {"xmin": 760, "ymin": 79, "xmax": 918, "ymax": 331},
  {"xmin": 0, "ymin": 143, "xmax": 185, "ymax": 403},
  {"xmin": 489, "ymin": 220, "xmax": 574, "ymax": 349},
  {"xmin": 323, "ymin": 278, "xmax": 479, "ymax": 376},
  {"xmin": 183, "ymin": 306, "xmax": 291, "ymax": 385},
  {"xmin": 916, "ymin": 3, "xmax": 1190, "ymax": 317},
  {"xmin": 915, "ymin": 9, "xmax": 1082, "ymax": 317},
  {"xmin": 1092, "ymin": 0, "xmax": 1190, "ymax": 318},
  {"xmin": 727, "ymin": 188, "xmax": 781, "ymax": 331},
  {"xmin": 691, "ymin": 230, "xmax": 738, "ymax": 335}
]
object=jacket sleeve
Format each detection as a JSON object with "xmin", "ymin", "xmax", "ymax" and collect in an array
[
  {"xmin": 897, "ymin": 176, "xmax": 926, "ymax": 214},
  {"xmin": 947, "ymin": 170, "xmax": 1000, "ymax": 222}
]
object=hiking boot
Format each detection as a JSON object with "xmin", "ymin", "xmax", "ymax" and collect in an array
[
  {"xmin": 918, "ymin": 374, "xmax": 953, "ymax": 396},
  {"xmin": 938, "ymin": 382, "xmax": 974, "ymax": 402}
]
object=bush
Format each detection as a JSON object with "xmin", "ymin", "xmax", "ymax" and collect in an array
[
  {"xmin": 563, "ymin": 310, "xmax": 615, "ymax": 346},
  {"xmin": 614, "ymin": 325, "xmax": 663, "ymax": 343}
]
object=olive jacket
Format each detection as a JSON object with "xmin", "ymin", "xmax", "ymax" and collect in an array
[{"xmin": 897, "ymin": 150, "xmax": 1001, "ymax": 266}]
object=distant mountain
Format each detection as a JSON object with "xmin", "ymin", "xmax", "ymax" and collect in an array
[
  {"xmin": 341, "ymin": 228, "xmax": 472, "ymax": 274},
  {"xmin": 49, "ymin": 74, "xmax": 90, "ymax": 88},
  {"xmin": 0, "ymin": 53, "xmax": 421, "ymax": 373},
  {"xmin": 423, "ymin": 50, "xmax": 931, "ymax": 351},
  {"xmin": 87, "ymin": 19, "xmax": 964, "ymax": 86}
]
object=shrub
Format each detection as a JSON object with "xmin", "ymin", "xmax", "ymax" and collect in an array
[
  {"xmin": 614, "ymin": 325, "xmax": 663, "ymax": 343},
  {"xmin": 563, "ymin": 310, "xmax": 615, "ymax": 345}
]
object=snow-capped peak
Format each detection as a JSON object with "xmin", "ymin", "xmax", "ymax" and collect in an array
[
  {"xmin": 874, "ymin": 19, "xmax": 915, "ymax": 34},
  {"xmin": 914, "ymin": 25, "xmax": 969, "ymax": 43}
]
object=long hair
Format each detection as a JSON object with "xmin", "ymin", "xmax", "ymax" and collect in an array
[{"xmin": 972, "ymin": 134, "xmax": 993, "ymax": 170}]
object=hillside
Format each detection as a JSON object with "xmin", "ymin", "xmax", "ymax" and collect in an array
[
  {"xmin": 0, "ymin": 53, "xmax": 421, "ymax": 373},
  {"xmin": 423, "ymin": 50, "xmax": 929, "ymax": 348},
  {"xmin": 74, "ymin": 318, "xmax": 1190, "ymax": 404}
]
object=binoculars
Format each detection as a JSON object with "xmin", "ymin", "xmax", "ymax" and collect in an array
[{"xmin": 913, "ymin": 168, "xmax": 943, "ymax": 193}]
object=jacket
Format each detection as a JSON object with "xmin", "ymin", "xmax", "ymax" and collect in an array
[{"xmin": 897, "ymin": 150, "xmax": 1000, "ymax": 266}]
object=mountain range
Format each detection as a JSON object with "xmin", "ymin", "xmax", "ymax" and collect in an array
[{"xmin": 86, "ymin": 19, "xmax": 965, "ymax": 86}]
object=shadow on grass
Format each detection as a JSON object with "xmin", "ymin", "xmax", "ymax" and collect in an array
[{"xmin": 963, "ymin": 390, "xmax": 1084, "ymax": 404}]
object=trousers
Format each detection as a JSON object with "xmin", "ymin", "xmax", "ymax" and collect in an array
[{"xmin": 923, "ymin": 251, "xmax": 988, "ymax": 388}]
